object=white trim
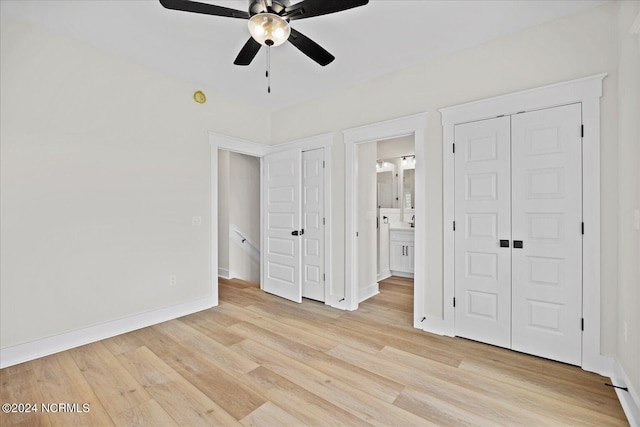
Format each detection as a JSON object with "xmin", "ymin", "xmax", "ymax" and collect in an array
[
  {"xmin": 269, "ymin": 132, "xmax": 333, "ymax": 154},
  {"xmin": 358, "ymin": 282, "xmax": 380, "ymax": 303},
  {"xmin": 0, "ymin": 296, "xmax": 214, "ymax": 369},
  {"xmin": 613, "ymin": 358, "xmax": 640, "ymax": 427},
  {"xmin": 209, "ymin": 132, "xmax": 270, "ymax": 157},
  {"xmin": 377, "ymin": 270, "xmax": 391, "ymax": 281},
  {"xmin": 439, "ymin": 74, "xmax": 607, "ymax": 373},
  {"xmin": 218, "ymin": 268, "xmax": 231, "ymax": 279},
  {"xmin": 390, "ymin": 271, "xmax": 414, "ymax": 279},
  {"xmin": 343, "ymin": 113, "xmax": 428, "ymax": 321}
]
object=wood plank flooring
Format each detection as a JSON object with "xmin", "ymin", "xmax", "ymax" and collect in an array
[{"xmin": 1, "ymin": 276, "xmax": 628, "ymax": 426}]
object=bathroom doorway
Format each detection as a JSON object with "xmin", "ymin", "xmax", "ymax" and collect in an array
[
  {"xmin": 376, "ymin": 136, "xmax": 416, "ymax": 284},
  {"xmin": 343, "ymin": 113, "xmax": 428, "ymax": 328},
  {"xmin": 353, "ymin": 135, "xmax": 416, "ymax": 322}
]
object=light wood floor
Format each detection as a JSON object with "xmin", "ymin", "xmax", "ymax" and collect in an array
[{"xmin": 1, "ymin": 276, "xmax": 627, "ymax": 426}]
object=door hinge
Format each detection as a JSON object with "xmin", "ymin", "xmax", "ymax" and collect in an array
[
  {"xmin": 581, "ymin": 318, "xmax": 584, "ymax": 331},
  {"xmin": 356, "ymin": 232, "xmax": 359, "ymax": 237},
  {"xmin": 323, "ymin": 217, "xmax": 325, "ymax": 225},
  {"xmin": 453, "ymin": 297, "xmax": 456, "ymax": 308},
  {"xmin": 323, "ymin": 160, "xmax": 326, "ymax": 168},
  {"xmin": 323, "ymin": 273, "xmax": 326, "ymax": 282},
  {"xmin": 452, "ymin": 143, "xmax": 455, "ymax": 154},
  {"xmin": 581, "ymin": 125, "xmax": 584, "ymax": 138},
  {"xmin": 582, "ymin": 222, "xmax": 584, "ymax": 235},
  {"xmin": 453, "ymin": 221, "xmax": 456, "ymax": 231}
]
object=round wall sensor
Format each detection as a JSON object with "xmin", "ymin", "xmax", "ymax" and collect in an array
[{"xmin": 193, "ymin": 90, "xmax": 206, "ymax": 104}]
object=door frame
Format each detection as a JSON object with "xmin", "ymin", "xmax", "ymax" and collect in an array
[
  {"xmin": 209, "ymin": 132, "xmax": 334, "ymax": 305},
  {"xmin": 343, "ymin": 113, "xmax": 428, "ymax": 324},
  {"xmin": 439, "ymin": 74, "xmax": 607, "ymax": 374}
]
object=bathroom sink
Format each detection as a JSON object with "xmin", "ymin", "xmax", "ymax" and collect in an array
[{"xmin": 390, "ymin": 222, "xmax": 414, "ymax": 230}]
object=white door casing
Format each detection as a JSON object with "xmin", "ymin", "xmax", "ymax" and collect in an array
[
  {"xmin": 453, "ymin": 104, "xmax": 583, "ymax": 365},
  {"xmin": 263, "ymin": 149, "xmax": 303, "ymax": 303},
  {"xmin": 439, "ymin": 74, "xmax": 606, "ymax": 374},
  {"xmin": 511, "ymin": 104, "xmax": 583, "ymax": 365},
  {"xmin": 454, "ymin": 116, "xmax": 512, "ymax": 348},
  {"xmin": 302, "ymin": 149, "xmax": 325, "ymax": 302}
]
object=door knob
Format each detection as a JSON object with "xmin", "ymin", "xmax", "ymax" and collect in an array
[
  {"xmin": 291, "ymin": 230, "xmax": 299, "ymax": 236},
  {"xmin": 513, "ymin": 240, "xmax": 524, "ymax": 248},
  {"xmin": 499, "ymin": 240, "xmax": 510, "ymax": 248}
]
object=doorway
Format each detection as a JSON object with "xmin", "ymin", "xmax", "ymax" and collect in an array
[
  {"xmin": 376, "ymin": 136, "xmax": 416, "ymax": 283},
  {"xmin": 217, "ymin": 150, "xmax": 261, "ymax": 284},
  {"xmin": 343, "ymin": 113, "xmax": 429, "ymax": 328},
  {"xmin": 209, "ymin": 133, "xmax": 333, "ymax": 307}
]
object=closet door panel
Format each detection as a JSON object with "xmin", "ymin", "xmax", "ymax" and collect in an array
[
  {"xmin": 511, "ymin": 104, "xmax": 583, "ymax": 365},
  {"xmin": 454, "ymin": 116, "xmax": 511, "ymax": 348}
]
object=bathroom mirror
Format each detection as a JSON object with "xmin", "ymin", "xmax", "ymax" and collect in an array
[
  {"xmin": 402, "ymin": 168, "xmax": 415, "ymax": 209},
  {"xmin": 377, "ymin": 161, "xmax": 396, "ymax": 208}
]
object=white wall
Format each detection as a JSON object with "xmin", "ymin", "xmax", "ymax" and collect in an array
[
  {"xmin": 271, "ymin": 3, "xmax": 619, "ymax": 356},
  {"xmin": 0, "ymin": 15, "xmax": 270, "ymax": 349},
  {"xmin": 616, "ymin": 0, "xmax": 640, "ymax": 406},
  {"xmin": 377, "ymin": 135, "xmax": 415, "ymax": 160},
  {"xmin": 357, "ymin": 141, "xmax": 378, "ymax": 300},
  {"xmin": 228, "ymin": 152, "xmax": 260, "ymax": 283}
]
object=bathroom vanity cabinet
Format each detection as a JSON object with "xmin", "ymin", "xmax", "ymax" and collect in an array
[{"xmin": 389, "ymin": 229, "xmax": 414, "ymax": 277}]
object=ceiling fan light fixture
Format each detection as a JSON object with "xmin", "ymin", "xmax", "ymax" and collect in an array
[{"xmin": 248, "ymin": 13, "xmax": 291, "ymax": 47}]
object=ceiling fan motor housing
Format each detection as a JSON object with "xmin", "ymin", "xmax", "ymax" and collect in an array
[{"xmin": 249, "ymin": 0, "xmax": 289, "ymax": 16}]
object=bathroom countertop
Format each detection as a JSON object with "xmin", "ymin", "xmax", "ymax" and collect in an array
[{"xmin": 389, "ymin": 225, "xmax": 415, "ymax": 231}]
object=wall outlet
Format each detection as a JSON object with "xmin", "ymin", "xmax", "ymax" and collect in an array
[
  {"xmin": 634, "ymin": 209, "xmax": 640, "ymax": 231},
  {"xmin": 623, "ymin": 321, "xmax": 628, "ymax": 343},
  {"xmin": 192, "ymin": 216, "xmax": 202, "ymax": 227},
  {"xmin": 169, "ymin": 274, "xmax": 177, "ymax": 286}
]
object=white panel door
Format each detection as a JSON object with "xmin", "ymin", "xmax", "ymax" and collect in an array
[
  {"xmin": 454, "ymin": 116, "xmax": 512, "ymax": 348},
  {"xmin": 511, "ymin": 104, "xmax": 583, "ymax": 365},
  {"xmin": 263, "ymin": 149, "xmax": 302, "ymax": 303},
  {"xmin": 301, "ymin": 149, "xmax": 325, "ymax": 302}
]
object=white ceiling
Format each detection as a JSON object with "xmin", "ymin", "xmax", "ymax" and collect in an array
[{"xmin": 2, "ymin": 0, "xmax": 606, "ymax": 111}]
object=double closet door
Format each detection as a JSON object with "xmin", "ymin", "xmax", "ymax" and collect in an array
[
  {"xmin": 454, "ymin": 103, "xmax": 583, "ymax": 365},
  {"xmin": 262, "ymin": 148, "xmax": 325, "ymax": 303}
]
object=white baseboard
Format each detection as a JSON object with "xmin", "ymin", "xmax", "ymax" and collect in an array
[
  {"xmin": 218, "ymin": 268, "xmax": 231, "ymax": 279},
  {"xmin": 358, "ymin": 282, "xmax": 380, "ymax": 303},
  {"xmin": 377, "ymin": 271, "xmax": 391, "ymax": 281},
  {"xmin": 612, "ymin": 359, "xmax": 640, "ymax": 426},
  {"xmin": 0, "ymin": 295, "xmax": 215, "ymax": 369},
  {"xmin": 390, "ymin": 270, "xmax": 414, "ymax": 279},
  {"xmin": 420, "ymin": 314, "xmax": 455, "ymax": 337}
]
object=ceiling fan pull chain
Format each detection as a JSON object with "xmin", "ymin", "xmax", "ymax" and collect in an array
[{"xmin": 266, "ymin": 45, "xmax": 271, "ymax": 94}]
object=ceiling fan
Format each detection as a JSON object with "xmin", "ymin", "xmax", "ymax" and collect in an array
[{"xmin": 159, "ymin": 0, "xmax": 369, "ymax": 67}]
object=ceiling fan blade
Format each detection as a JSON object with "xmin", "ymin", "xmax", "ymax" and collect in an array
[
  {"xmin": 159, "ymin": 0, "xmax": 250, "ymax": 19},
  {"xmin": 234, "ymin": 37, "xmax": 262, "ymax": 66},
  {"xmin": 282, "ymin": 0, "xmax": 368, "ymax": 20},
  {"xmin": 288, "ymin": 28, "xmax": 335, "ymax": 66}
]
